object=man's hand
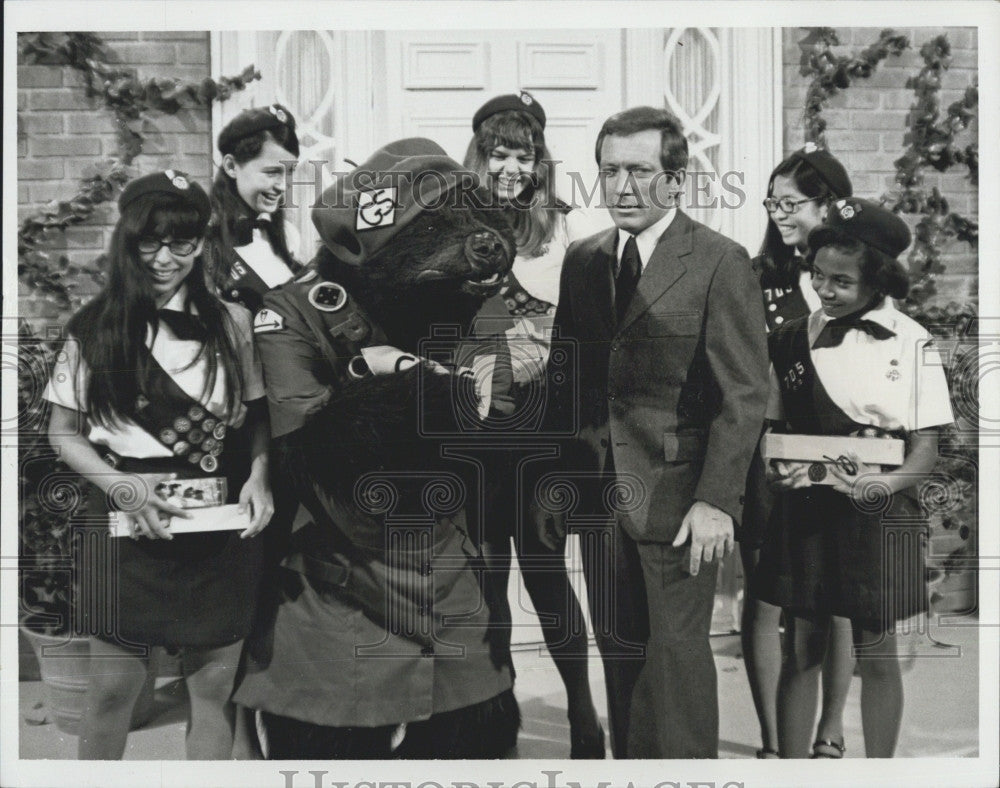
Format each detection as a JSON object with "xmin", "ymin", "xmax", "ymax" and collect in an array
[{"xmin": 671, "ymin": 500, "xmax": 734, "ymax": 576}]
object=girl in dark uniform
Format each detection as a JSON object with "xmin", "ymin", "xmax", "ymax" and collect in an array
[
  {"xmin": 205, "ymin": 103, "xmax": 302, "ymax": 314},
  {"xmin": 741, "ymin": 144, "xmax": 854, "ymax": 759},
  {"xmin": 758, "ymin": 199, "xmax": 953, "ymax": 757},
  {"xmin": 463, "ymin": 92, "xmax": 604, "ymax": 757},
  {"xmin": 45, "ymin": 171, "xmax": 273, "ymax": 759},
  {"xmin": 204, "ymin": 104, "xmax": 303, "ymax": 757}
]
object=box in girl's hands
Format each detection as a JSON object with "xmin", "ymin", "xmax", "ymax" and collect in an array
[
  {"xmin": 760, "ymin": 433, "xmax": 905, "ymax": 486},
  {"xmin": 108, "ymin": 474, "xmax": 251, "ymax": 536}
]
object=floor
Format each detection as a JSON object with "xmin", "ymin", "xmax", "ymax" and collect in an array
[{"xmin": 18, "ymin": 621, "xmax": 980, "ymax": 761}]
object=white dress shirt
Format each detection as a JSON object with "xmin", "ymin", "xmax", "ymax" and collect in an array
[{"xmin": 615, "ymin": 208, "xmax": 678, "ymax": 272}]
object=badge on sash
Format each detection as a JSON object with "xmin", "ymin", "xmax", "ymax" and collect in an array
[
  {"xmin": 254, "ymin": 308, "xmax": 285, "ymax": 333},
  {"xmin": 356, "ymin": 187, "xmax": 397, "ymax": 230}
]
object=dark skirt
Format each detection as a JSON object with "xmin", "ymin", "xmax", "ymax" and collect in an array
[
  {"xmin": 74, "ymin": 454, "xmax": 264, "ymax": 651},
  {"xmin": 754, "ymin": 485, "xmax": 928, "ymax": 632}
]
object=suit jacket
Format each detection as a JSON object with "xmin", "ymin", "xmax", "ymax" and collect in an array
[{"xmin": 549, "ymin": 211, "xmax": 769, "ymax": 543}]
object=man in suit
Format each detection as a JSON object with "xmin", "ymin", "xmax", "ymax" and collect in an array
[{"xmin": 535, "ymin": 107, "xmax": 769, "ymax": 758}]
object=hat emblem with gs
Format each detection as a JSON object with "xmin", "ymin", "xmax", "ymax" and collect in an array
[
  {"xmin": 520, "ymin": 92, "xmax": 533, "ymax": 106},
  {"xmin": 802, "ymin": 142, "xmax": 819, "ymax": 154},
  {"xmin": 269, "ymin": 105, "xmax": 288, "ymax": 124},
  {"xmin": 839, "ymin": 202, "xmax": 858, "ymax": 220},
  {"xmin": 164, "ymin": 169, "xmax": 190, "ymax": 190}
]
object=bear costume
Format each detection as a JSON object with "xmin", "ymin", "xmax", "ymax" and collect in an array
[{"xmin": 233, "ymin": 138, "xmax": 522, "ymax": 759}]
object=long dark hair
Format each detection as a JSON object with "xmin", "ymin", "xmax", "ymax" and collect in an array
[
  {"xmin": 757, "ymin": 156, "xmax": 845, "ymax": 286},
  {"xmin": 68, "ymin": 192, "xmax": 244, "ymax": 428},
  {"xmin": 463, "ymin": 110, "xmax": 559, "ymax": 258},
  {"xmin": 205, "ymin": 125, "xmax": 301, "ymax": 292}
]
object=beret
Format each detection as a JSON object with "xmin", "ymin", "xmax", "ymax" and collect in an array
[
  {"xmin": 312, "ymin": 137, "xmax": 482, "ymax": 266},
  {"xmin": 808, "ymin": 198, "xmax": 911, "ymax": 259},
  {"xmin": 472, "ymin": 91, "xmax": 546, "ymax": 132},
  {"xmin": 118, "ymin": 170, "xmax": 211, "ymax": 226},
  {"xmin": 217, "ymin": 103, "xmax": 298, "ymax": 155},
  {"xmin": 784, "ymin": 142, "xmax": 853, "ymax": 199}
]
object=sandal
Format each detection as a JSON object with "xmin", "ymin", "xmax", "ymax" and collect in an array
[
  {"xmin": 756, "ymin": 747, "xmax": 780, "ymax": 759},
  {"xmin": 811, "ymin": 738, "xmax": 845, "ymax": 758}
]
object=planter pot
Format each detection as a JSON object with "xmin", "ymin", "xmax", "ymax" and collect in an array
[{"xmin": 20, "ymin": 621, "xmax": 157, "ymax": 735}]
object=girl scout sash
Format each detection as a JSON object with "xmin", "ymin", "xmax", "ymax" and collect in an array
[{"xmin": 100, "ymin": 347, "xmax": 231, "ymax": 474}]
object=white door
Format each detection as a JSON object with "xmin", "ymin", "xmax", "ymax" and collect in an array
[{"xmin": 382, "ymin": 29, "xmax": 623, "ymax": 223}]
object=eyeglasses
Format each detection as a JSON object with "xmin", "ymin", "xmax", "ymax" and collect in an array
[
  {"xmin": 762, "ymin": 196, "xmax": 820, "ymax": 215},
  {"xmin": 137, "ymin": 237, "xmax": 198, "ymax": 256}
]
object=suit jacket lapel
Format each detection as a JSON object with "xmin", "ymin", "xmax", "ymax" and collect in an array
[
  {"xmin": 581, "ymin": 228, "xmax": 617, "ymax": 338},
  {"xmin": 618, "ymin": 211, "xmax": 692, "ymax": 333}
]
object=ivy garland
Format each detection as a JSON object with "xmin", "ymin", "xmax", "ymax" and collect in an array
[
  {"xmin": 17, "ymin": 32, "xmax": 260, "ymax": 311},
  {"xmin": 885, "ymin": 34, "xmax": 978, "ymax": 317},
  {"xmin": 799, "ymin": 27, "xmax": 910, "ymax": 147}
]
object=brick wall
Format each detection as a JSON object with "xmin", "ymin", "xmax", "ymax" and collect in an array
[
  {"xmin": 782, "ymin": 27, "xmax": 978, "ymax": 308},
  {"xmin": 17, "ymin": 32, "xmax": 213, "ymax": 323}
]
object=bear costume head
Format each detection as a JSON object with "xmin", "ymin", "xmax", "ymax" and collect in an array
[{"xmin": 311, "ymin": 137, "xmax": 515, "ymax": 352}]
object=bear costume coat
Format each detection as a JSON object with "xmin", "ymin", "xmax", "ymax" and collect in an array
[{"xmin": 233, "ymin": 139, "xmax": 521, "ymax": 759}]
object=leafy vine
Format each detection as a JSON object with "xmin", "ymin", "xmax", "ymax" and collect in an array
[
  {"xmin": 799, "ymin": 27, "xmax": 910, "ymax": 147},
  {"xmin": 17, "ymin": 32, "xmax": 260, "ymax": 311}
]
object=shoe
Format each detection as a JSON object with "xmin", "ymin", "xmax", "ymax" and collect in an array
[
  {"xmin": 570, "ymin": 725, "xmax": 606, "ymax": 759},
  {"xmin": 756, "ymin": 747, "xmax": 779, "ymax": 759},
  {"xmin": 811, "ymin": 738, "xmax": 845, "ymax": 758}
]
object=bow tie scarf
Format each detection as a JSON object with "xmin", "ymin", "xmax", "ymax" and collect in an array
[
  {"xmin": 158, "ymin": 309, "xmax": 208, "ymax": 342},
  {"xmin": 615, "ymin": 235, "xmax": 641, "ymax": 325},
  {"xmin": 811, "ymin": 312, "xmax": 896, "ymax": 349},
  {"xmin": 233, "ymin": 215, "xmax": 274, "ymax": 247}
]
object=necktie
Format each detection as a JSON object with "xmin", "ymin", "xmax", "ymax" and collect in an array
[
  {"xmin": 615, "ymin": 235, "xmax": 641, "ymax": 325},
  {"xmin": 811, "ymin": 310, "xmax": 896, "ymax": 349},
  {"xmin": 159, "ymin": 309, "xmax": 207, "ymax": 342}
]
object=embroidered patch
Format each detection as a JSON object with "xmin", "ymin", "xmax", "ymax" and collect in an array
[
  {"xmin": 520, "ymin": 92, "xmax": 533, "ymax": 106},
  {"xmin": 253, "ymin": 308, "xmax": 285, "ymax": 333},
  {"xmin": 308, "ymin": 281, "xmax": 348, "ymax": 312},
  {"xmin": 840, "ymin": 204, "xmax": 856, "ymax": 220},
  {"xmin": 356, "ymin": 187, "xmax": 397, "ymax": 230}
]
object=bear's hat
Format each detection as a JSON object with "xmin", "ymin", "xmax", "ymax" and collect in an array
[
  {"xmin": 313, "ymin": 137, "xmax": 481, "ymax": 266},
  {"xmin": 808, "ymin": 198, "xmax": 911, "ymax": 259}
]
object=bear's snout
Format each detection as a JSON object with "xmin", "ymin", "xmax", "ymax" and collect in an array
[{"xmin": 465, "ymin": 230, "xmax": 511, "ymax": 275}]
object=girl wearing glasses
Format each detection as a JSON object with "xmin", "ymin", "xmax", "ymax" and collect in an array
[
  {"xmin": 741, "ymin": 145, "xmax": 855, "ymax": 759},
  {"xmin": 45, "ymin": 171, "xmax": 273, "ymax": 759}
]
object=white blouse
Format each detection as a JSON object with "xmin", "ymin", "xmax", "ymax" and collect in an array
[
  {"xmin": 44, "ymin": 286, "xmax": 264, "ymax": 459},
  {"xmin": 766, "ymin": 298, "xmax": 954, "ymax": 433}
]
